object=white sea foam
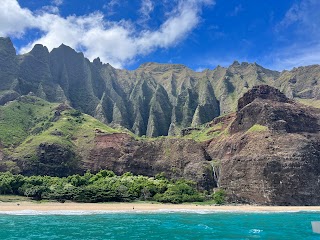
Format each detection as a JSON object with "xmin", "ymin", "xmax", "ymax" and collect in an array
[
  {"xmin": 197, "ymin": 224, "xmax": 213, "ymax": 230},
  {"xmin": 0, "ymin": 209, "xmax": 216, "ymax": 215},
  {"xmin": 149, "ymin": 209, "xmax": 319, "ymax": 214},
  {"xmin": 249, "ymin": 229, "xmax": 263, "ymax": 234},
  {"xmin": 0, "ymin": 210, "xmax": 130, "ymax": 215},
  {"xmin": 0, "ymin": 209, "xmax": 319, "ymax": 215}
]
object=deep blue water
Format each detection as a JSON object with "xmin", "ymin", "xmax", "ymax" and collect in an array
[{"xmin": 1, "ymin": 211, "xmax": 320, "ymax": 239}]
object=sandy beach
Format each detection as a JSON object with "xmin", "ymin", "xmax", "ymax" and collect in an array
[{"xmin": 1, "ymin": 202, "xmax": 320, "ymax": 212}]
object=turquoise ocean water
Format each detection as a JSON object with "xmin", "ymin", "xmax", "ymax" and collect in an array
[{"xmin": 1, "ymin": 210, "xmax": 320, "ymax": 239}]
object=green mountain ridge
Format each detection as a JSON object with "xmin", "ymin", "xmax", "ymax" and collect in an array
[{"xmin": 1, "ymin": 37, "xmax": 320, "ymax": 137}]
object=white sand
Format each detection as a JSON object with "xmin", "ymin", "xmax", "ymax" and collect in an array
[{"xmin": 1, "ymin": 202, "xmax": 320, "ymax": 212}]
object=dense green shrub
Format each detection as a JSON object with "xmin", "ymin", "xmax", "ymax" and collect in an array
[
  {"xmin": 69, "ymin": 109, "xmax": 82, "ymax": 117},
  {"xmin": 0, "ymin": 171, "xmax": 213, "ymax": 204},
  {"xmin": 153, "ymin": 180, "xmax": 205, "ymax": 203},
  {"xmin": 213, "ymin": 189, "xmax": 226, "ymax": 204}
]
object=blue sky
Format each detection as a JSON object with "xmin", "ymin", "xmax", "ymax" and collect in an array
[{"xmin": 1, "ymin": 0, "xmax": 319, "ymax": 71}]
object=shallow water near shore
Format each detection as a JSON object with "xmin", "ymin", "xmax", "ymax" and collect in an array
[{"xmin": 1, "ymin": 211, "xmax": 320, "ymax": 239}]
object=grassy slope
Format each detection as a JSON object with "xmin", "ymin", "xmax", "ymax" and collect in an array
[
  {"xmin": 296, "ymin": 98, "xmax": 320, "ymax": 108},
  {"xmin": 182, "ymin": 123, "xmax": 224, "ymax": 142},
  {"xmin": 247, "ymin": 124, "xmax": 268, "ymax": 133},
  {"xmin": 137, "ymin": 123, "xmax": 226, "ymax": 143},
  {"xmin": 0, "ymin": 96, "xmax": 121, "ymax": 160},
  {"xmin": 182, "ymin": 120, "xmax": 231, "ymax": 142},
  {"xmin": 0, "ymin": 96, "xmax": 54, "ymax": 147}
]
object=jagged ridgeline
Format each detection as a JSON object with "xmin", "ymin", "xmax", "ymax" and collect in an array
[{"xmin": 1, "ymin": 37, "xmax": 320, "ymax": 136}]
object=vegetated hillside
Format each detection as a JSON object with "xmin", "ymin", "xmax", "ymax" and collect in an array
[
  {"xmin": 0, "ymin": 95, "xmax": 215, "ymax": 190},
  {"xmin": 1, "ymin": 37, "xmax": 320, "ymax": 137},
  {"xmin": 0, "ymin": 94, "xmax": 120, "ymax": 175}
]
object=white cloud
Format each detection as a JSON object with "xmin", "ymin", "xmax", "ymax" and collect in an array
[
  {"xmin": 139, "ymin": 0, "xmax": 154, "ymax": 23},
  {"xmin": 277, "ymin": 0, "xmax": 320, "ymax": 36},
  {"xmin": 1, "ymin": 0, "xmax": 213, "ymax": 68},
  {"xmin": 0, "ymin": 0, "xmax": 36, "ymax": 37},
  {"xmin": 103, "ymin": 0, "xmax": 123, "ymax": 17},
  {"xmin": 266, "ymin": 44, "xmax": 320, "ymax": 71},
  {"xmin": 228, "ymin": 4, "xmax": 243, "ymax": 17},
  {"xmin": 136, "ymin": 1, "xmax": 201, "ymax": 50},
  {"xmin": 40, "ymin": 5, "xmax": 60, "ymax": 14},
  {"xmin": 52, "ymin": 0, "xmax": 63, "ymax": 6},
  {"xmin": 270, "ymin": 0, "xmax": 320, "ymax": 70},
  {"xmin": 195, "ymin": 67, "xmax": 206, "ymax": 72},
  {"xmin": 105, "ymin": 0, "xmax": 120, "ymax": 8}
]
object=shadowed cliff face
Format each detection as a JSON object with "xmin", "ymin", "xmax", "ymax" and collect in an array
[
  {"xmin": 86, "ymin": 133, "xmax": 215, "ymax": 190},
  {"xmin": 208, "ymin": 85, "xmax": 320, "ymax": 205},
  {"xmin": 0, "ymin": 38, "xmax": 18, "ymax": 91},
  {"xmin": 2, "ymin": 38, "xmax": 320, "ymax": 137},
  {"xmin": 19, "ymin": 143, "xmax": 81, "ymax": 177}
]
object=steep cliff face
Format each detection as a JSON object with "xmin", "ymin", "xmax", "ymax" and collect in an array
[
  {"xmin": 207, "ymin": 85, "xmax": 320, "ymax": 205},
  {"xmin": 0, "ymin": 38, "xmax": 18, "ymax": 91},
  {"xmin": 2, "ymin": 37, "xmax": 320, "ymax": 137},
  {"xmin": 87, "ymin": 133, "xmax": 215, "ymax": 190},
  {"xmin": 276, "ymin": 65, "xmax": 320, "ymax": 99},
  {"xmin": 19, "ymin": 143, "xmax": 81, "ymax": 177}
]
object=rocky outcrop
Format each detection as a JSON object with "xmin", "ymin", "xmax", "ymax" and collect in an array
[
  {"xmin": 0, "ymin": 90, "xmax": 20, "ymax": 105},
  {"xmin": 208, "ymin": 85, "xmax": 320, "ymax": 205},
  {"xmin": 18, "ymin": 143, "xmax": 81, "ymax": 177},
  {"xmin": 12, "ymin": 132, "xmax": 216, "ymax": 190},
  {"xmin": 230, "ymin": 85, "xmax": 319, "ymax": 134},
  {"xmin": 237, "ymin": 85, "xmax": 291, "ymax": 111}
]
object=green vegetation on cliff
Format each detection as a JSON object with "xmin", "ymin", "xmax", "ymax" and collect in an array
[
  {"xmin": 296, "ymin": 98, "xmax": 320, "ymax": 108},
  {"xmin": 247, "ymin": 124, "xmax": 268, "ymax": 133},
  {"xmin": 0, "ymin": 96, "xmax": 55, "ymax": 147},
  {"xmin": 0, "ymin": 95, "xmax": 121, "ymax": 174}
]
